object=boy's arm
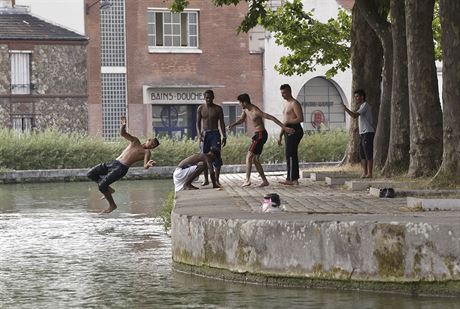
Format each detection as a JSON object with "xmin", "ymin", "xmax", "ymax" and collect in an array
[
  {"xmin": 218, "ymin": 106, "xmax": 227, "ymax": 147},
  {"xmin": 261, "ymin": 111, "xmax": 295, "ymax": 134},
  {"xmin": 341, "ymin": 103, "xmax": 360, "ymax": 119},
  {"xmin": 196, "ymin": 105, "xmax": 203, "ymax": 141},
  {"xmin": 143, "ymin": 150, "xmax": 156, "ymax": 169},
  {"xmin": 228, "ymin": 111, "xmax": 246, "ymax": 129},
  {"xmin": 120, "ymin": 116, "xmax": 140, "ymax": 143},
  {"xmin": 278, "ymin": 129, "xmax": 284, "ymax": 146}
]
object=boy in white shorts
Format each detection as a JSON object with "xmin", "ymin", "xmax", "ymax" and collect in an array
[{"xmin": 174, "ymin": 148, "xmax": 221, "ymax": 192}]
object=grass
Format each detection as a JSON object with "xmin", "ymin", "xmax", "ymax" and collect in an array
[
  {"xmin": 160, "ymin": 191, "xmax": 175, "ymax": 232},
  {"xmin": 0, "ymin": 128, "xmax": 348, "ymax": 170}
]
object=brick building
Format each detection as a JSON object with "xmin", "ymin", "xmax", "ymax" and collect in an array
[
  {"xmin": 85, "ymin": 0, "xmax": 263, "ymax": 139},
  {"xmin": 0, "ymin": 4, "xmax": 88, "ymax": 133}
]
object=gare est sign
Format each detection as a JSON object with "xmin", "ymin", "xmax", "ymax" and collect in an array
[{"xmin": 143, "ymin": 86, "xmax": 206, "ymax": 104}]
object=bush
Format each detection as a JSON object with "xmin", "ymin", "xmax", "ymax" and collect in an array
[{"xmin": 0, "ymin": 128, "xmax": 347, "ymax": 170}]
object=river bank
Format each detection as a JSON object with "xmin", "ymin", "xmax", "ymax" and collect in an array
[{"xmin": 171, "ymin": 173, "xmax": 460, "ymax": 297}]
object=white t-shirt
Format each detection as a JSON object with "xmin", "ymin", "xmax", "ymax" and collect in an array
[{"xmin": 357, "ymin": 102, "xmax": 375, "ymax": 134}]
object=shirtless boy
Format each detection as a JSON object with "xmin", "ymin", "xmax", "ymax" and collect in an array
[
  {"xmin": 197, "ymin": 90, "xmax": 226, "ymax": 186},
  {"xmin": 173, "ymin": 148, "xmax": 221, "ymax": 192},
  {"xmin": 87, "ymin": 116, "xmax": 159, "ymax": 213},
  {"xmin": 228, "ymin": 93, "xmax": 294, "ymax": 187},
  {"xmin": 278, "ymin": 84, "xmax": 304, "ymax": 185}
]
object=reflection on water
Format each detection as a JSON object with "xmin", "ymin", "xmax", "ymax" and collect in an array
[{"xmin": 0, "ymin": 180, "xmax": 458, "ymax": 308}]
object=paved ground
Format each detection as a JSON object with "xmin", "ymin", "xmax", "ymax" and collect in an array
[
  {"xmin": 191, "ymin": 172, "xmax": 460, "ymax": 223},
  {"xmin": 222, "ymin": 172, "xmax": 407, "ymax": 214}
]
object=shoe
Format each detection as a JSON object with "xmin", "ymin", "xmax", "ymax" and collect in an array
[
  {"xmin": 385, "ymin": 188, "xmax": 395, "ymax": 198},
  {"xmin": 379, "ymin": 188, "xmax": 387, "ymax": 198}
]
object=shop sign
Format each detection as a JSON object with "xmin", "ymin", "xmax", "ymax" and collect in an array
[{"xmin": 143, "ymin": 86, "xmax": 206, "ymax": 104}]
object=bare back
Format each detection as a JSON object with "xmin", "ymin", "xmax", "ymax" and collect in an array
[{"xmin": 116, "ymin": 139, "xmax": 149, "ymax": 166}]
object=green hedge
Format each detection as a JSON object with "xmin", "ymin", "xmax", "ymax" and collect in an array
[{"xmin": 0, "ymin": 128, "xmax": 347, "ymax": 170}]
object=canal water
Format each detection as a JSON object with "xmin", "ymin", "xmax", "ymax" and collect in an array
[{"xmin": 0, "ymin": 180, "xmax": 458, "ymax": 308}]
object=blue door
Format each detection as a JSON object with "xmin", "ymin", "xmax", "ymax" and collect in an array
[{"xmin": 152, "ymin": 105, "xmax": 197, "ymax": 139}]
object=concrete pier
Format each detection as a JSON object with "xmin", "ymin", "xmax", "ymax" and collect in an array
[{"xmin": 171, "ymin": 173, "xmax": 460, "ymax": 296}]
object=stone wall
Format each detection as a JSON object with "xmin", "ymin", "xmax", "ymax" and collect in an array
[
  {"xmin": 32, "ymin": 45, "xmax": 87, "ymax": 95},
  {"xmin": 0, "ymin": 44, "xmax": 9, "ymax": 93},
  {"xmin": 0, "ymin": 42, "xmax": 88, "ymax": 133},
  {"xmin": 34, "ymin": 97, "xmax": 87, "ymax": 133}
]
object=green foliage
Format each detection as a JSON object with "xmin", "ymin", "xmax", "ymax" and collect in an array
[
  {"xmin": 433, "ymin": 0, "xmax": 442, "ymax": 61},
  {"xmin": 263, "ymin": 1, "xmax": 351, "ymax": 78},
  {"xmin": 0, "ymin": 128, "xmax": 347, "ymax": 170},
  {"xmin": 160, "ymin": 191, "xmax": 175, "ymax": 231}
]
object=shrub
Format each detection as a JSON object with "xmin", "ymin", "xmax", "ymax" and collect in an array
[{"xmin": 0, "ymin": 128, "xmax": 347, "ymax": 170}]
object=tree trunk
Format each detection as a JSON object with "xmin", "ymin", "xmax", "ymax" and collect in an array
[
  {"xmin": 343, "ymin": 4, "xmax": 383, "ymax": 165},
  {"xmin": 432, "ymin": 0, "xmax": 460, "ymax": 185},
  {"xmin": 405, "ymin": 0, "xmax": 442, "ymax": 177},
  {"xmin": 382, "ymin": 0, "xmax": 410, "ymax": 176},
  {"xmin": 355, "ymin": 0, "xmax": 392, "ymax": 172}
]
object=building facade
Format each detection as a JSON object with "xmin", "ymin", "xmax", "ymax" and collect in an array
[
  {"xmin": 263, "ymin": 0, "xmax": 352, "ymax": 135},
  {"xmin": 85, "ymin": 0, "xmax": 263, "ymax": 139},
  {"xmin": 0, "ymin": 4, "xmax": 88, "ymax": 133}
]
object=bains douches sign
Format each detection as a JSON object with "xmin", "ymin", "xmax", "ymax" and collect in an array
[{"xmin": 143, "ymin": 85, "xmax": 211, "ymax": 104}]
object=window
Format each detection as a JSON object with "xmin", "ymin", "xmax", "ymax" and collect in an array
[
  {"xmin": 147, "ymin": 10, "xmax": 199, "ymax": 51},
  {"xmin": 10, "ymin": 52, "xmax": 31, "ymax": 95},
  {"xmin": 223, "ymin": 104, "xmax": 245, "ymax": 135},
  {"xmin": 12, "ymin": 115, "xmax": 33, "ymax": 134}
]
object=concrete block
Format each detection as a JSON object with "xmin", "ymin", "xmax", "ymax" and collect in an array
[
  {"xmin": 325, "ymin": 177, "xmax": 348, "ymax": 185},
  {"xmin": 345, "ymin": 181, "xmax": 413, "ymax": 191},
  {"xmin": 310, "ymin": 172, "xmax": 325, "ymax": 181},
  {"xmin": 407, "ymin": 197, "xmax": 460, "ymax": 211}
]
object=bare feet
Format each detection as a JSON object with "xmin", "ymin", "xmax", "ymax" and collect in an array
[
  {"xmin": 100, "ymin": 204, "xmax": 117, "ymax": 214},
  {"xmin": 257, "ymin": 181, "xmax": 269, "ymax": 187},
  {"xmin": 100, "ymin": 187, "xmax": 115, "ymax": 200},
  {"xmin": 279, "ymin": 180, "xmax": 299, "ymax": 186},
  {"xmin": 201, "ymin": 181, "xmax": 209, "ymax": 186},
  {"xmin": 242, "ymin": 181, "xmax": 251, "ymax": 187},
  {"xmin": 185, "ymin": 184, "xmax": 199, "ymax": 190}
]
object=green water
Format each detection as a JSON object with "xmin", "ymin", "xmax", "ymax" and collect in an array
[{"xmin": 0, "ymin": 180, "xmax": 458, "ymax": 308}]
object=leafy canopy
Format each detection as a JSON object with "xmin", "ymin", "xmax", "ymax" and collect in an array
[{"xmin": 171, "ymin": 0, "xmax": 351, "ymax": 78}]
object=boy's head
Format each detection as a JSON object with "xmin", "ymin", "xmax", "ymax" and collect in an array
[
  {"xmin": 237, "ymin": 93, "xmax": 251, "ymax": 109},
  {"xmin": 353, "ymin": 89, "xmax": 366, "ymax": 103},
  {"xmin": 280, "ymin": 84, "xmax": 292, "ymax": 100},
  {"xmin": 145, "ymin": 137, "xmax": 160, "ymax": 149}
]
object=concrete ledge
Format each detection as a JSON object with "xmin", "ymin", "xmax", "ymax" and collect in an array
[
  {"xmin": 345, "ymin": 181, "xmax": 414, "ymax": 191},
  {"xmin": 301, "ymin": 168, "xmax": 354, "ymax": 180},
  {"xmin": 171, "ymin": 189, "xmax": 460, "ymax": 296},
  {"xmin": 0, "ymin": 162, "xmax": 338, "ymax": 184},
  {"xmin": 173, "ymin": 262, "xmax": 460, "ymax": 296},
  {"xmin": 325, "ymin": 177, "xmax": 349, "ymax": 185},
  {"xmin": 407, "ymin": 197, "xmax": 460, "ymax": 211},
  {"xmin": 369, "ymin": 188, "xmax": 460, "ymax": 198}
]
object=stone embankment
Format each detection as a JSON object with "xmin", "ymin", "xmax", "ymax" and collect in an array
[
  {"xmin": 171, "ymin": 173, "xmax": 460, "ymax": 296},
  {"xmin": 0, "ymin": 162, "xmax": 332, "ymax": 183}
]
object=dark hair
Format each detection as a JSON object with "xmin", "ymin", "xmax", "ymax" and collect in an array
[
  {"xmin": 237, "ymin": 93, "xmax": 251, "ymax": 104},
  {"xmin": 153, "ymin": 137, "xmax": 160, "ymax": 146},
  {"xmin": 354, "ymin": 89, "xmax": 366, "ymax": 100},
  {"xmin": 204, "ymin": 89, "xmax": 214, "ymax": 97},
  {"xmin": 280, "ymin": 84, "xmax": 292, "ymax": 92}
]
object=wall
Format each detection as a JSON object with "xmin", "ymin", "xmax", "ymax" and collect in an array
[
  {"xmin": 0, "ymin": 42, "xmax": 88, "ymax": 132},
  {"xmin": 263, "ymin": 0, "xmax": 352, "ymax": 134}
]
